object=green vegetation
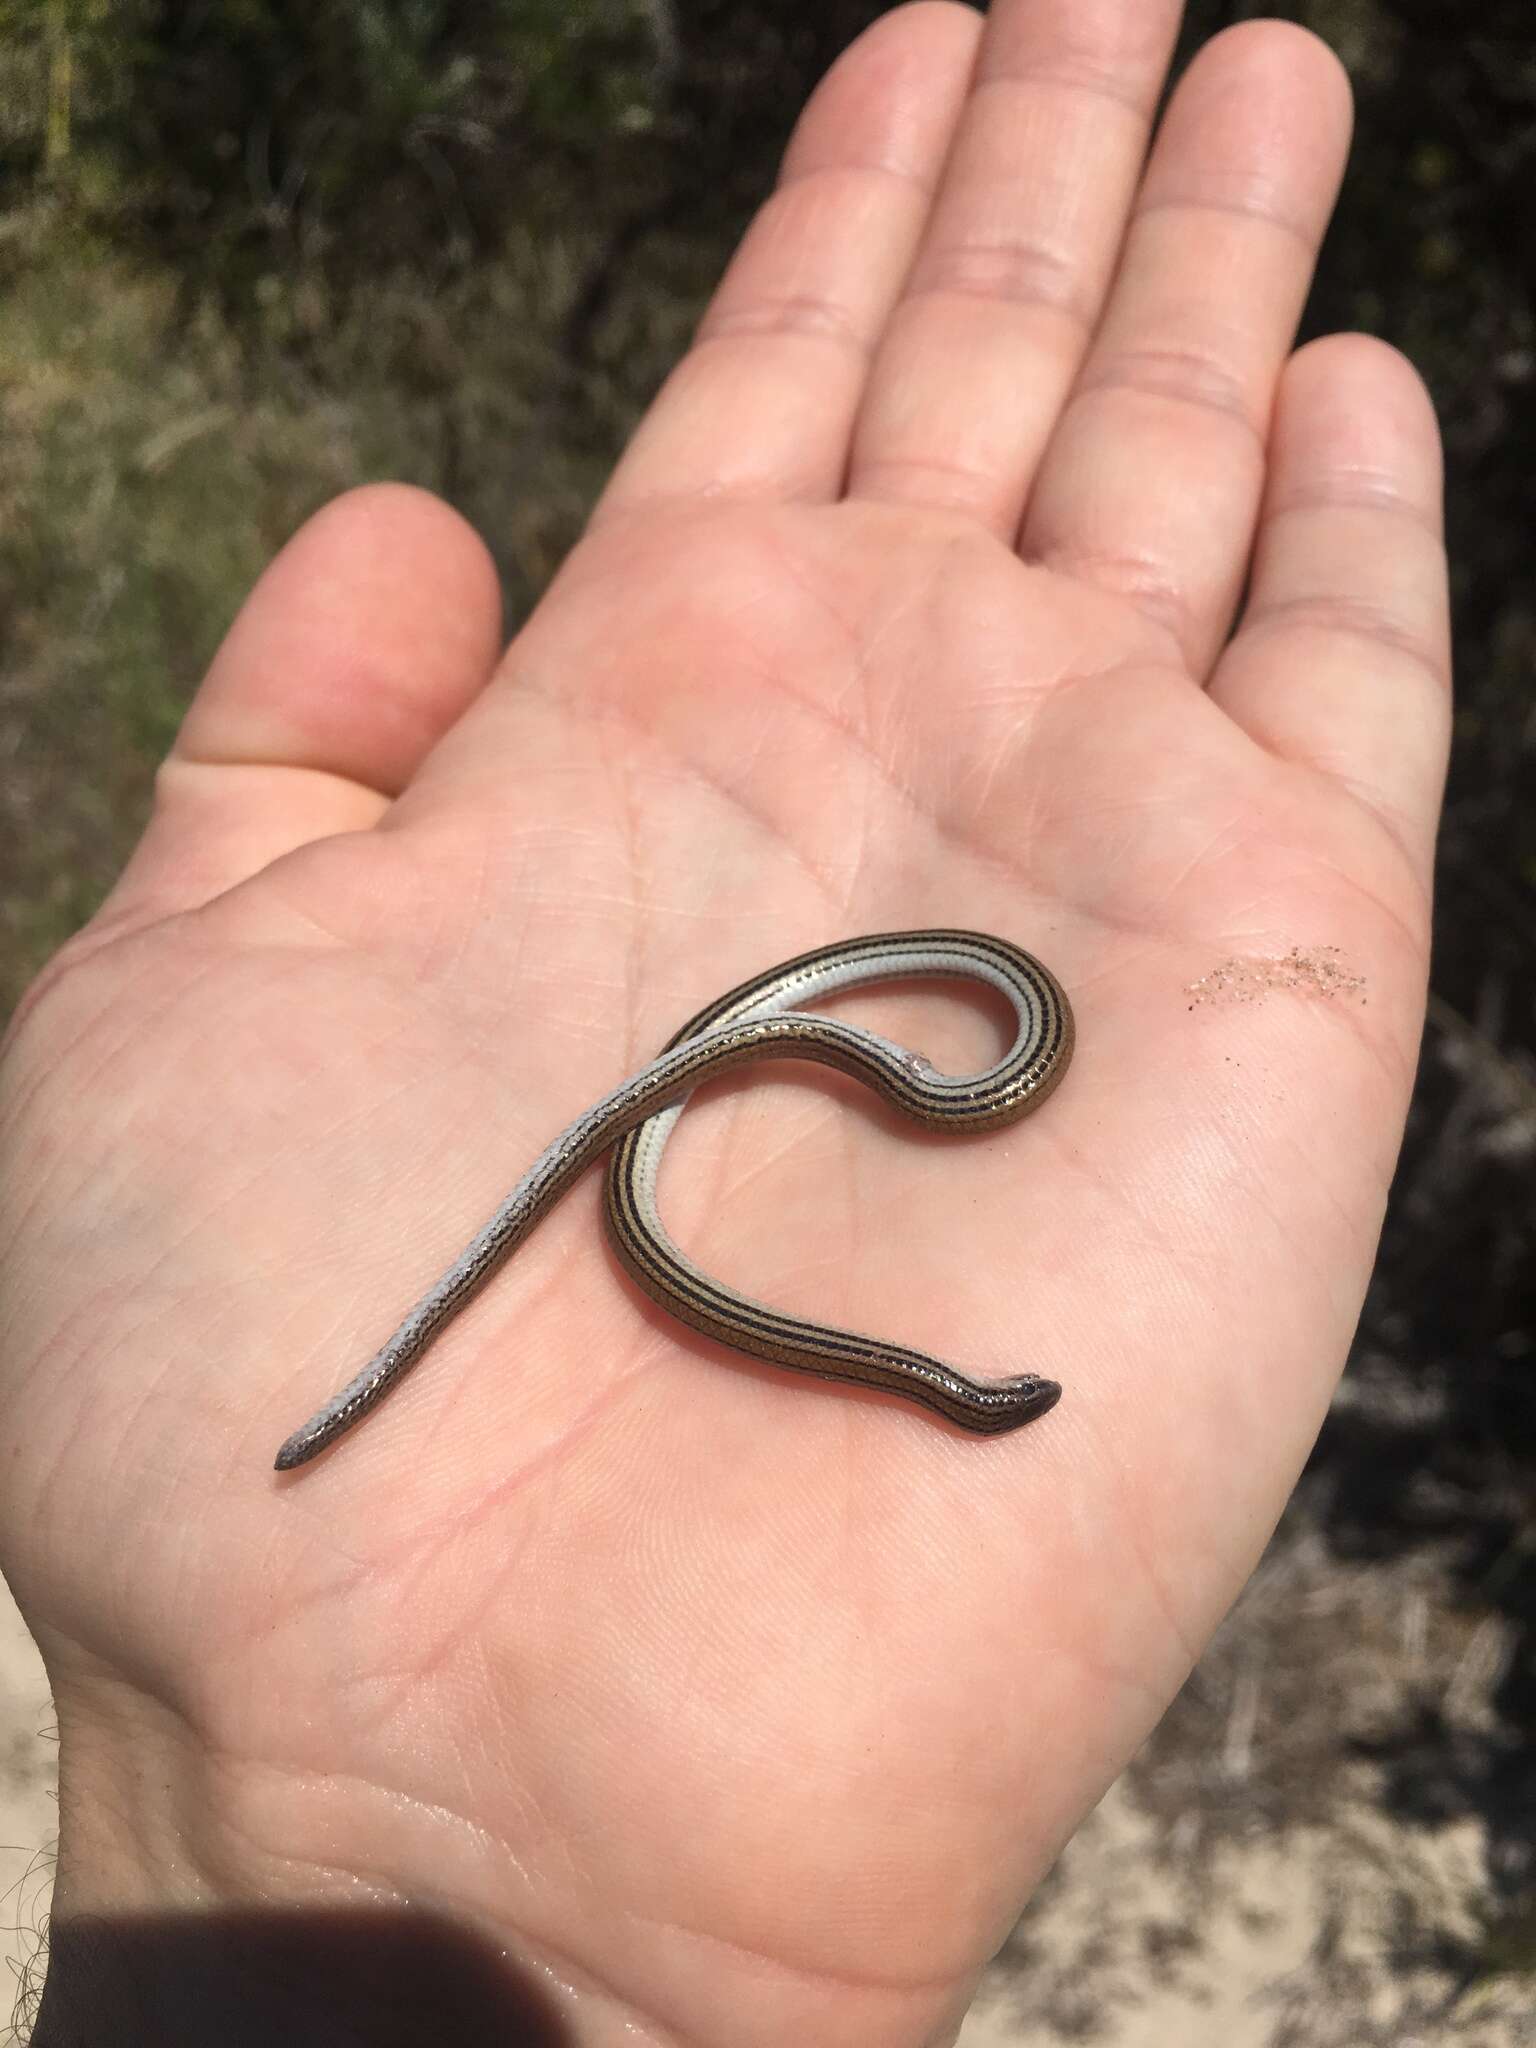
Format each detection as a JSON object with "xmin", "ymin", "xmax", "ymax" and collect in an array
[{"xmin": 0, "ymin": 1, "xmax": 685, "ymax": 996}]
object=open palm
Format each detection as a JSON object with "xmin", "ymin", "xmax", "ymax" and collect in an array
[{"xmin": 1, "ymin": 6, "xmax": 1449, "ymax": 2046}]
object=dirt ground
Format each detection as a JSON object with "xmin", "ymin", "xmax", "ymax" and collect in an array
[{"xmin": 0, "ymin": 1579, "xmax": 52, "ymax": 2039}]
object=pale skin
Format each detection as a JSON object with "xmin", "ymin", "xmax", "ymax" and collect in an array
[{"xmin": 0, "ymin": 2, "xmax": 1450, "ymax": 2044}]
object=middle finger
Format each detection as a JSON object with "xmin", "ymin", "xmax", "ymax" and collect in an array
[{"xmin": 846, "ymin": 0, "xmax": 1185, "ymax": 535}]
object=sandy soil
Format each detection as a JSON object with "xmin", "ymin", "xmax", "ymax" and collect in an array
[{"xmin": 0, "ymin": 1575, "xmax": 53, "ymax": 2039}]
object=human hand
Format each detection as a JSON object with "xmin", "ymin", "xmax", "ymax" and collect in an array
[{"xmin": 1, "ymin": 4, "xmax": 1448, "ymax": 2044}]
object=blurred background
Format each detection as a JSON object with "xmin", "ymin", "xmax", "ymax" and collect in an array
[{"xmin": 0, "ymin": 2, "xmax": 1531, "ymax": 2040}]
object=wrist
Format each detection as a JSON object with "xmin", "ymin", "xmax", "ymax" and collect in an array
[
  {"xmin": 29, "ymin": 1910, "xmax": 565, "ymax": 2048},
  {"xmin": 47, "ymin": 1676, "xmax": 259, "ymax": 1918},
  {"xmin": 33, "ymin": 1688, "xmax": 565, "ymax": 2047}
]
